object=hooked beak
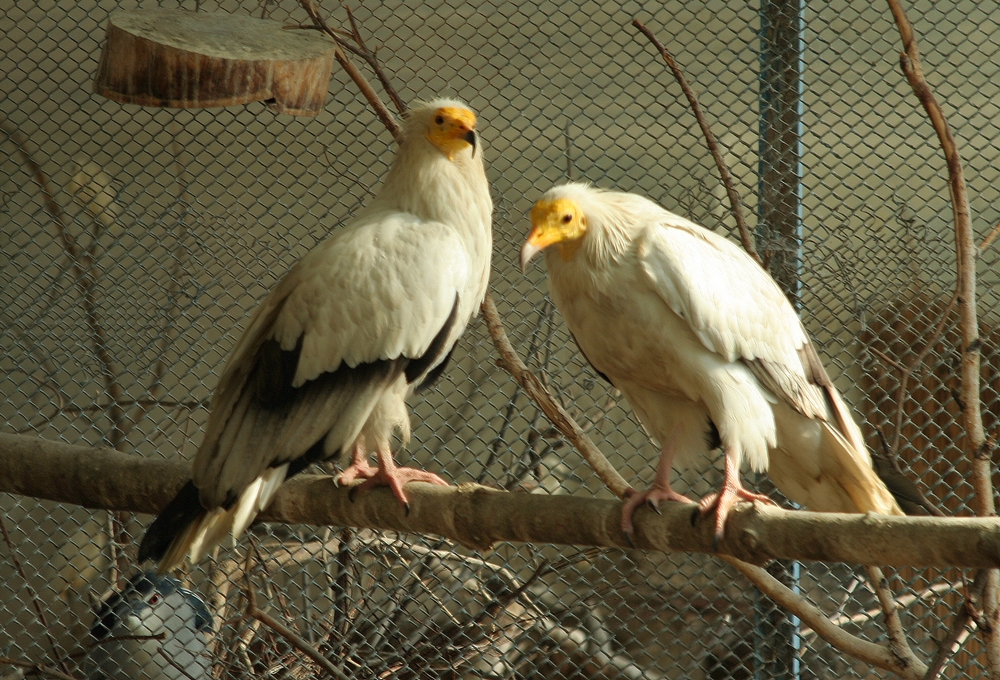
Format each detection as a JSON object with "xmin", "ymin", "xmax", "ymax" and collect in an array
[
  {"xmin": 519, "ymin": 238, "xmax": 543, "ymax": 273},
  {"xmin": 465, "ymin": 130, "xmax": 477, "ymax": 157}
]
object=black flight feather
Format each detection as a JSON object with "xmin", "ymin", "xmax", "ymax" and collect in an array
[
  {"xmin": 140, "ymin": 341, "xmax": 404, "ymax": 564},
  {"xmin": 138, "ymin": 480, "xmax": 203, "ymax": 564},
  {"xmin": 405, "ymin": 294, "xmax": 460, "ymax": 385},
  {"xmin": 569, "ymin": 329, "xmax": 612, "ymax": 384}
]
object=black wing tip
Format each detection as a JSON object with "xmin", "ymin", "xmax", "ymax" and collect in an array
[
  {"xmin": 138, "ymin": 480, "xmax": 204, "ymax": 564},
  {"xmin": 405, "ymin": 294, "xmax": 461, "ymax": 386}
]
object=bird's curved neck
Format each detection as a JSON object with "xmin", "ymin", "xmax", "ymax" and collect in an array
[
  {"xmin": 373, "ymin": 139, "xmax": 491, "ymax": 231},
  {"xmin": 580, "ymin": 205, "xmax": 633, "ymax": 269}
]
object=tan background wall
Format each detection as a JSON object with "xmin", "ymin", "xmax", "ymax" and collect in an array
[{"xmin": 2, "ymin": 0, "xmax": 998, "ymax": 676}]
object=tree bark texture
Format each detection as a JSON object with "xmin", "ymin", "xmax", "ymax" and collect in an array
[
  {"xmin": 3, "ymin": 433, "xmax": 1000, "ymax": 569},
  {"xmin": 94, "ymin": 8, "xmax": 337, "ymax": 116}
]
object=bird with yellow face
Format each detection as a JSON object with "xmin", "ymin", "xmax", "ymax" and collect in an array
[
  {"xmin": 140, "ymin": 99, "xmax": 493, "ymax": 572},
  {"xmin": 522, "ymin": 183, "xmax": 902, "ymax": 543}
]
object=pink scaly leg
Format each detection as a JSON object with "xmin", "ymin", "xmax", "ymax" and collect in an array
[
  {"xmin": 621, "ymin": 440, "xmax": 694, "ymax": 536},
  {"xmin": 697, "ymin": 447, "xmax": 775, "ymax": 546},
  {"xmin": 348, "ymin": 445, "xmax": 448, "ymax": 512},
  {"xmin": 335, "ymin": 442, "xmax": 379, "ymax": 486}
]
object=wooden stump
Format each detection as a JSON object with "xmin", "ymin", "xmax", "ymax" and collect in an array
[{"xmin": 93, "ymin": 8, "xmax": 338, "ymax": 116}]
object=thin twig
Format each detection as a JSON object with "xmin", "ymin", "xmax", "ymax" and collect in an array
[
  {"xmin": 979, "ymin": 217, "xmax": 1000, "ymax": 256},
  {"xmin": 298, "ymin": 0, "xmax": 402, "ymax": 141},
  {"xmin": 243, "ymin": 548, "xmax": 351, "ymax": 679},
  {"xmin": 3, "ymin": 122, "xmax": 126, "ymax": 447},
  {"xmin": 249, "ymin": 608, "xmax": 351, "ymax": 680},
  {"xmin": 886, "ymin": 0, "xmax": 995, "ymax": 672},
  {"xmin": 482, "ymin": 298, "xmax": 553, "ymax": 485},
  {"xmin": 632, "ymin": 19, "xmax": 761, "ymax": 266},
  {"xmin": 343, "ymin": 5, "xmax": 407, "ymax": 115},
  {"xmin": 868, "ymin": 345, "xmax": 906, "ymax": 372},
  {"xmin": 866, "ymin": 565, "xmax": 923, "ymax": 672},
  {"xmin": 924, "ymin": 571, "xmax": 988, "ymax": 680},
  {"xmin": 480, "ymin": 294, "xmax": 630, "ymax": 498},
  {"xmin": 0, "ymin": 657, "xmax": 80, "ymax": 680},
  {"xmin": 156, "ymin": 647, "xmax": 201, "ymax": 680},
  {"xmin": 0, "ymin": 517, "xmax": 74, "ymax": 677}
]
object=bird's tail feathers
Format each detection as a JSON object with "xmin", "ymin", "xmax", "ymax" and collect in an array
[
  {"xmin": 153, "ymin": 464, "xmax": 289, "ymax": 574},
  {"xmin": 816, "ymin": 422, "xmax": 904, "ymax": 516},
  {"xmin": 768, "ymin": 402, "xmax": 903, "ymax": 516}
]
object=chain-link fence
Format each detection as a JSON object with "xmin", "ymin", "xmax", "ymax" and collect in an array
[{"xmin": 3, "ymin": 0, "xmax": 1000, "ymax": 677}]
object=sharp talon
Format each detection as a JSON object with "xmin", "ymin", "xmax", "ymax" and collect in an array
[
  {"xmin": 624, "ymin": 531, "xmax": 635, "ymax": 548},
  {"xmin": 647, "ymin": 499, "xmax": 661, "ymax": 515},
  {"xmin": 689, "ymin": 507, "xmax": 699, "ymax": 526},
  {"xmin": 404, "ymin": 501, "xmax": 411, "ymax": 517},
  {"xmin": 348, "ymin": 485, "xmax": 358, "ymax": 502},
  {"xmin": 712, "ymin": 533, "xmax": 721, "ymax": 552}
]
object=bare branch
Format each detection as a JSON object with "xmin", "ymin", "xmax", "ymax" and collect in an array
[
  {"xmin": 156, "ymin": 648, "xmax": 201, "ymax": 680},
  {"xmin": 866, "ymin": 565, "xmax": 924, "ymax": 673},
  {"xmin": 480, "ymin": 295, "xmax": 631, "ymax": 498},
  {"xmin": 298, "ymin": 0, "xmax": 402, "ymax": 141},
  {"xmin": 979, "ymin": 217, "xmax": 1000, "ymax": 255},
  {"xmin": 924, "ymin": 570, "xmax": 987, "ymax": 680},
  {"xmin": 631, "ymin": 19, "xmax": 761, "ymax": 267},
  {"xmin": 886, "ymin": 0, "xmax": 995, "ymax": 671},
  {"xmin": 2, "ymin": 121, "xmax": 125, "ymax": 447},
  {"xmin": 343, "ymin": 5, "xmax": 407, "ymax": 115},
  {"xmin": 720, "ymin": 558, "xmax": 926, "ymax": 679},
  {"xmin": 245, "ymin": 587, "xmax": 351, "ymax": 679},
  {"xmin": 0, "ymin": 517, "xmax": 75, "ymax": 677}
]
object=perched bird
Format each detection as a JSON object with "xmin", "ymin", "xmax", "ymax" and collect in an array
[
  {"xmin": 520, "ymin": 183, "xmax": 902, "ymax": 541},
  {"xmin": 139, "ymin": 99, "xmax": 493, "ymax": 571},
  {"xmin": 84, "ymin": 572, "xmax": 212, "ymax": 680}
]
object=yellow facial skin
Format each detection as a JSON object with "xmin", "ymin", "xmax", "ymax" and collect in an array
[
  {"xmin": 520, "ymin": 198, "xmax": 588, "ymax": 271},
  {"xmin": 425, "ymin": 107, "xmax": 478, "ymax": 159}
]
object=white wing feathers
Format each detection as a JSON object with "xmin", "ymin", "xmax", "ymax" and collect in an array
[
  {"xmin": 191, "ymin": 212, "xmax": 474, "ymax": 507},
  {"xmin": 637, "ymin": 217, "xmax": 828, "ymax": 419},
  {"xmin": 634, "ymin": 209, "xmax": 899, "ymax": 515},
  {"xmin": 271, "ymin": 212, "xmax": 472, "ymax": 385}
]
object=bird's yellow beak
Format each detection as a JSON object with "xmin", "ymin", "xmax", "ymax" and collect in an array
[
  {"xmin": 520, "ymin": 197, "xmax": 586, "ymax": 272},
  {"xmin": 425, "ymin": 106, "xmax": 478, "ymax": 159}
]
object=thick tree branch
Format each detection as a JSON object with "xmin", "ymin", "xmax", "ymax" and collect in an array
[{"xmin": 3, "ymin": 432, "xmax": 1000, "ymax": 570}]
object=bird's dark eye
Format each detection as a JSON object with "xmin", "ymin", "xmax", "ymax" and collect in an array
[
  {"xmin": 562, "ymin": 214, "xmax": 572, "ymax": 224},
  {"xmin": 435, "ymin": 115, "xmax": 444, "ymax": 125},
  {"xmin": 148, "ymin": 594, "xmax": 162, "ymax": 606}
]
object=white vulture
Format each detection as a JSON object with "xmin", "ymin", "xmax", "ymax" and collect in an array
[
  {"xmin": 519, "ymin": 183, "xmax": 903, "ymax": 541},
  {"xmin": 139, "ymin": 99, "xmax": 492, "ymax": 571}
]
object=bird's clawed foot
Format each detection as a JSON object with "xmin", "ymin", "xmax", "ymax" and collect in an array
[
  {"xmin": 620, "ymin": 484, "xmax": 694, "ymax": 536},
  {"xmin": 697, "ymin": 483, "xmax": 776, "ymax": 549},
  {"xmin": 343, "ymin": 459, "xmax": 448, "ymax": 512},
  {"xmin": 336, "ymin": 459, "xmax": 379, "ymax": 487}
]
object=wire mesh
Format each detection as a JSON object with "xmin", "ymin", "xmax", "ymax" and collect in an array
[{"xmin": 2, "ymin": 0, "xmax": 999, "ymax": 678}]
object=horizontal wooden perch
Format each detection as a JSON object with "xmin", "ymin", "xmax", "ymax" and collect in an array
[
  {"xmin": 2, "ymin": 432, "xmax": 999, "ymax": 568},
  {"xmin": 93, "ymin": 8, "xmax": 337, "ymax": 116}
]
